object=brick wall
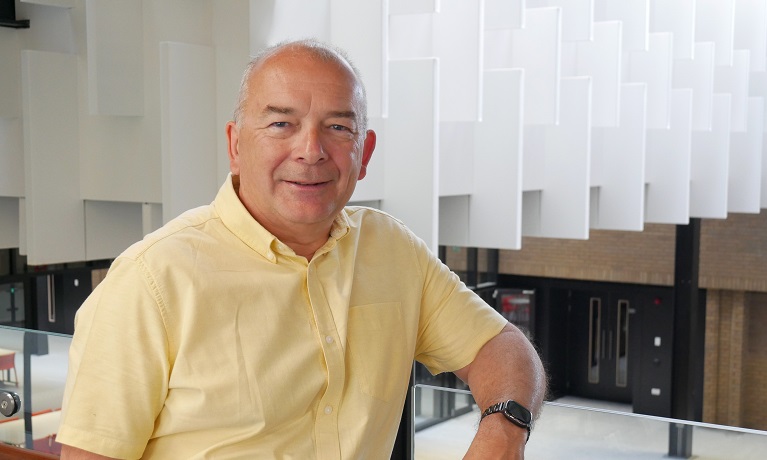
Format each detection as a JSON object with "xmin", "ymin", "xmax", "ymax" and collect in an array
[
  {"xmin": 496, "ymin": 210, "xmax": 767, "ymax": 293},
  {"xmin": 742, "ymin": 292, "xmax": 767, "ymax": 429},
  {"xmin": 702, "ymin": 291, "xmax": 720, "ymax": 424},
  {"xmin": 700, "ymin": 212, "xmax": 767, "ymax": 292},
  {"xmin": 699, "ymin": 290, "xmax": 767, "ymax": 430},
  {"xmin": 498, "ymin": 224, "xmax": 676, "ymax": 286}
]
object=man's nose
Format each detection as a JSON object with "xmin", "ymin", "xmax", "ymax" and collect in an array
[{"xmin": 297, "ymin": 126, "xmax": 328, "ymax": 164}]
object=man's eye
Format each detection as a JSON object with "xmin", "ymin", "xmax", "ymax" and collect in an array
[
  {"xmin": 271, "ymin": 121, "xmax": 289, "ymax": 128},
  {"xmin": 330, "ymin": 124, "xmax": 351, "ymax": 132}
]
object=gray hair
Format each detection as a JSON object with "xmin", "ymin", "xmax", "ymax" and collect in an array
[{"xmin": 232, "ymin": 39, "xmax": 368, "ymax": 134}]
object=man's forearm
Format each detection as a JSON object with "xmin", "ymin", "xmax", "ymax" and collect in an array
[
  {"xmin": 456, "ymin": 323, "xmax": 546, "ymax": 416},
  {"xmin": 454, "ymin": 323, "xmax": 547, "ymax": 457}
]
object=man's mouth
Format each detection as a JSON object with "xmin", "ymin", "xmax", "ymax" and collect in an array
[{"xmin": 287, "ymin": 180, "xmax": 328, "ymax": 186}]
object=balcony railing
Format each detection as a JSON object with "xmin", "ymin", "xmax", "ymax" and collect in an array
[
  {"xmin": 1, "ymin": 325, "xmax": 766, "ymax": 459},
  {"xmin": 413, "ymin": 384, "xmax": 767, "ymax": 459}
]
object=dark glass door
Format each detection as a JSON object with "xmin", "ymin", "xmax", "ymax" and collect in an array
[{"xmin": 568, "ymin": 290, "xmax": 634, "ymax": 403}]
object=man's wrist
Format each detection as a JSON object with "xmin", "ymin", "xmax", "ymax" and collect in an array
[
  {"xmin": 469, "ymin": 411, "xmax": 528, "ymax": 458},
  {"xmin": 480, "ymin": 400, "xmax": 533, "ymax": 443}
]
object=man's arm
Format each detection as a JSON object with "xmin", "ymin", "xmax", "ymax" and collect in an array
[{"xmin": 454, "ymin": 323, "xmax": 547, "ymax": 459}]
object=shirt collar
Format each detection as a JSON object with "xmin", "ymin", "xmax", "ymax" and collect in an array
[{"xmin": 214, "ymin": 174, "xmax": 351, "ymax": 263}]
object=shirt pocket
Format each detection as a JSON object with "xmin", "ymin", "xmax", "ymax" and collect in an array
[{"xmin": 347, "ymin": 302, "xmax": 411, "ymax": 402}]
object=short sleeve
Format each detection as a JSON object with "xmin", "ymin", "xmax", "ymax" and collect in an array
[
  {"xmin": 412, "ymin": 238, "xmax": 508, "ymax": 375},
  {"xmin": 57, "ymin": 257, "xmax": 170, "ymax": 459}
]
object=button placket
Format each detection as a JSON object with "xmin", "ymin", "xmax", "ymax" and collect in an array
[{"xmin": 306, "ymin": 262, "xmax": 345, "ymax": 458}]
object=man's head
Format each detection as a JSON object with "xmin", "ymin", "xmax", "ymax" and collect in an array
[
  {"xmin": 233, "ymin": 39, "xmax": 369, "ymax": 134},
  {"xmin": 226, "ymin": 39, "xmax": 376, "ymax": 251}
]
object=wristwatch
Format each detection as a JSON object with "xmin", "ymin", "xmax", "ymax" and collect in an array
[{"xmin": 480, "ymin": 400, "xmax": 533, "ymax": 442}]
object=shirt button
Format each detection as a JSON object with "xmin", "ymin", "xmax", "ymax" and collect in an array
[
  {"xmin": 325, "ymin": 336, "xmax": 334, "ymax": 344},
  {"xmin": 324, "ymin": 406, "xmax": 333, "ymax": 415}
]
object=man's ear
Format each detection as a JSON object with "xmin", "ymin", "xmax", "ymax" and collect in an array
[
  {"xmin": 226, "ymin": 121, "xmax": 241, "ymax": 175},
  {"xmin": 357, "ymin": 129, "xmax": 377, "ymax": 180}
]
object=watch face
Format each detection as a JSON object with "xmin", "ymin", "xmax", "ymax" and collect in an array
[{"xmin": 504, "ymin": 401, "xmax": 532, "ymax": 425}]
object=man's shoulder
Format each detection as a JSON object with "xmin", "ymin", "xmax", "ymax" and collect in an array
[
  {"xmin": 343, "ymin": 206, "xmax": 422, "ymax": 249},
  {"xmin": 120, "ymin": 204, "xmax": 220, "ymax": 261}
]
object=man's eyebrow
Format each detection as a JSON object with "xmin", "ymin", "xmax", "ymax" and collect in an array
[
  {"xmin": 328, "ymin": 110, "xmax": 357, "ymax": 120},
  {"xmin": 262, "ymin": 105, "xmax": 295, "ymax": 116}
]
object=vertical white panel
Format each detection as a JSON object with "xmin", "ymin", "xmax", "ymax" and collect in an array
[
  {"xmin": 591, "ymin": 83, "xmax": 647, "ymax": 231},
  {"xmin": 382, "ymin": 59, "xmax": 439, "ymax": 253},
  {"xmin": 645, "ymin": 89, "xmax": 693, "ymax": 224},
  {"xmin": 485, "ymin": 0, "xmax": 524, "ymax": 30},
  {"xmin": 729, "ymin": 98, "xmax": 764, "ymax": 212},
  {"xmin": 79, "ymin": 117, "xmax": 160, "ymax": 203},
  {"xmin": 749, "ymin": 71, "xmax": 767, "ymax": 132},
  {"xmin": 627, "ymin": 32, "xmax": 672, "ymax": 130},
  {"xmin": 439, "ymin": 195, "xmax": 469, "ymax": 247},
  {"xmin": 433, "ymin": 0, "xmax": 482, "ymax": 122},
  {"xmin": 0, "ymin": 198, "xmax": 19, "ymax": 249},
  {"xmin": 594, "ymin": 0, "xmax": 649, "ymax": 51},
  {"xmin": 523, "ymin": 77, "xmax": 592, "ymax": 239},
  {"xmin": 160, "ymin": 42, "xmax": 218, "ymax": 223},
  {"xmin": 255, "ymin": 0, "xmax": 330, "ymax": 48},
  {"xmin": 521, "ymin": 125, "xmax": 546, "ymax": 191},
  {"xmin": 696, "ymin": 0, "xmax": 736, "ymax": 67},
  {"xmin": 390, "ymin": 0, "xmax": 437, "ymax": 14},
  {"xmin": 21, "ymin": 50, "xmax": 85, "ymax": 264},
  {"xmin": 649, "ymin": 0, "xmax": 695, "ymax": 59},
  {"xmin": 331, "ymin": 0, "xmax": 387, "ymax": 118},
  {"xmin": 528, "ymin": 0, "xmax": 593, "ymax": 41},
  {"xmin": 389, "ymin": 14, "xmax": 433, "ymax": 59},
  {"xmin": 391, "ymin": 2, "xmax": 482, "ymax": 122},
  {"xmin": 85, "ymin": 0, "xmax": 143, "ymax": 116},
  {"xmin": 440, "ymin": 122, "xmax": 474, "ymax": 196},
  {"xmin": 673, "ymin": 42, "xmax": 715, "ymax": 131},
  {"xmin": 485, "ymin": 7, "xmax": 561, "ymax": 125},
  {"xmin": 350, "ymin": 117, "xmax": 385, "ymax": 202},
  {"xmin": 0, "ymin": 28, "xmax": 21, "ymax": 118},
  {"xmin": 84, "ymin": 201, "xmax": 143, "ymax": 260},
  {"xmin": 0, "ymin": 118, "xmax": 24, "ymax": 197},
  {"xmin": 734, "ymin": 0, "xmax": 767, "ymax": 72},
  {"xmin": 690, "ymin": 94, "xmax": 732, "ymax": 218},
  {"xmin": 715, "ymin": 50, "xmax": 751, "ymax": 132},
  {"xmin": 470, "ymin": 69, "xmax": 524, "ymax": 249},
  {"xmin": 563, "ymin": 21, "xmax": 622, "ymax": 127}
]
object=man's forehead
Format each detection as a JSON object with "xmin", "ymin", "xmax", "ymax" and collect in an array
[{"xmin": 248, "ymin": 73, "xmax": 363, "ymax": 116}]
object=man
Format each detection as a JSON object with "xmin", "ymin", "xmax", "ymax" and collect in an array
[{"xmin": 58, "ymin": 39, "xmax": 546, "ymax": 459}]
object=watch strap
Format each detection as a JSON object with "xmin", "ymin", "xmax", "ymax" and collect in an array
[{"xmin": 481, "ymin": 400, "xmax": 532, "ymax": 442}]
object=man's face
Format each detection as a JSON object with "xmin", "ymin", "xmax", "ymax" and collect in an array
[{"xmin": 226, "ymin": 50, "xmax": 375, "ymax": 239}]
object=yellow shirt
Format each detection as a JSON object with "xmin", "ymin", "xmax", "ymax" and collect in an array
[{"xmin": 58, "ymin": 175, "xmax": 508, "ymax": 459}]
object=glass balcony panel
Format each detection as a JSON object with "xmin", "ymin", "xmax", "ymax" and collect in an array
[
  {"xmin": 413, "ymin": 385, "xmax": 767, "ymax": 459},
  {"xmin": 0, "ymin": 325, "xmax": 70, "ymax": 455}
]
